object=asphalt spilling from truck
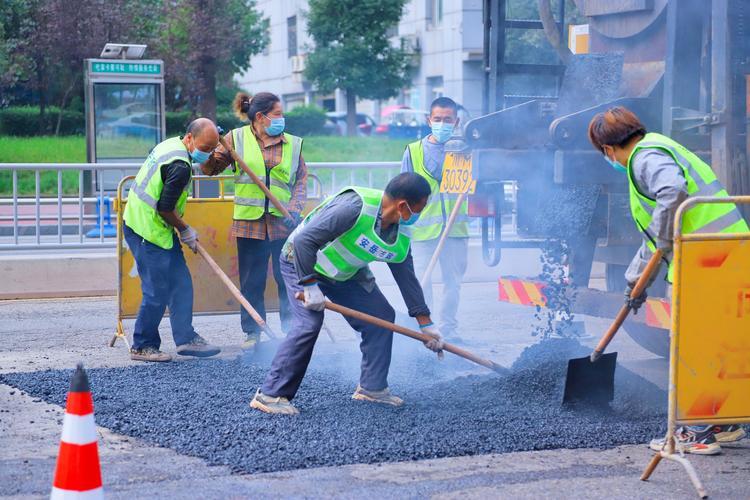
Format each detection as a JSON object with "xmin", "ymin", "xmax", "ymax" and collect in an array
[{"xmin": 1, "ymin": 337, "xmax": 666, "ymax": 474}]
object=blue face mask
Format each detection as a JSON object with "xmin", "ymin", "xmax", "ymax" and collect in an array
[
  {"xmin": 264, "ymin": 115, "xmax": 285, "ymax": 136},
  {"xmin": 190, "ymin": 147, "xmax": 211, "ymax": 165},
  {"xmin": 430, "ymin": 121, "xmax": 454, "ymax": 144},
  {"xmin": 400, "ymin": 202, "xmax": 420, "ymax": 226},
  {"xmin": 604, "ymin": 155, "xmax": 627, "ymax": 173}
]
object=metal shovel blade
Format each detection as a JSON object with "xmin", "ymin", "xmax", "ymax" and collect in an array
[{"xmin": 562, "ymin": 351, "xmax": 617, "ymax": 406}]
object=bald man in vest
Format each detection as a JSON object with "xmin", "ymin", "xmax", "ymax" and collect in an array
[
  {"xmin": 401, "ymin": 97, "xmax": 470, "ymax": 343},
  {"xmin": 123, "ymin": 118, "xmax": 222, "ymax": 362},
  {"xmin": 250, "ymin": 173, "xmax": 444, "ymax": 415}
]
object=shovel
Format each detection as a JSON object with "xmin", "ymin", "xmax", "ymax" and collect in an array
[
  {"xmin": 298, "ymin": 293, "xmax": 507, "ymax": 374},
  {"xmin": 563, "ymin": 249, "xmax": 664, "ymax": 405},
  {"xmin": 196, "ymin": 242, "xmax": 279, "ymax": 340}
]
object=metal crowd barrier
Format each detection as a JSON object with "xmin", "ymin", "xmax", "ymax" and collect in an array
[{"xmin": 0, "ymin": 161, "xmax": 401, "ymax": 251}]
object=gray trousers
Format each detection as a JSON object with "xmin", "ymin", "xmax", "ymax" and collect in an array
[
  {"xmin": 261, "ymin": 257, "xmax": 396, "ymax": 400},
  {"xmin": 412, "ymin": 237, "xmax": 468, "ymax": 335}
]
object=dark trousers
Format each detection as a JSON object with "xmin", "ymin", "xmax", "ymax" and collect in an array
[
  {"xmin": 261, "ymin": 256, "xmax": 396, "ymax": 400},
  {"xmin": 123, "ymin": 223, "xmax": 196, "ymax": 350},
  {"xmin": 237, "ymin": 236, "xmax": 291, "ymax": 335}
]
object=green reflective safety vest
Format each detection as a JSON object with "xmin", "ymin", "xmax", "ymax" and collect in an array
[
  {"xmin": 407, "ymin": 140, "xmax": 469, "ymax": 241},
  {"xmin": 296, "ymin": 186, "xmax": 412, "ymax": 281},
  {"xmin": 232, "ymin": 126, "xmax": 302, "ymax": 220},
  {"xmin": 124, "ymin": 136, "xmax": 192, "ymax": 250},
  {"xmin": 627, "ymin": 132, "xmax": 749, "ymax": 282}
]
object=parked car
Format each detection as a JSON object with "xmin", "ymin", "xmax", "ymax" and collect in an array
[
  {"xmin": 379, "ymin": 109, "xmax": 431, "ymax": 140},
  {"xmin": 324, "ymin": 112, "xmax": 378, "ymax": 136}
]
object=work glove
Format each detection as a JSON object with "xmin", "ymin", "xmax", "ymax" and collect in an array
[
  {"xmin": 283, "ymin": 211, "xmax": 302, "ymax": 231},
  {"xmin": 302, "ymin": 282, "xmax": 326, "ymax": 311},
  {"xmin": 624, "ymin": 284, "xmax": 647, "ymax": 314},
  {"xmin": 179, "ymin": 225, "xmax": 199, "ymax": 254},
  {"xmin": 420, "ymin": 323, "xmax": 445, "ymax": 360}
]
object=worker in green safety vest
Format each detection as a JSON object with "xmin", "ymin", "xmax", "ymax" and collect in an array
[
  {"xmin": 122, "ymin": 118, "xmax": 222, "ymax": 363},
  {"xmin": 249, "ymin": 173, "xmax": 444, "ymax": 415},
  {"xmin": 401, "ymin": 97, "xmax": 469, "ymax": 343},
  {"xmin": 588, "ymin": 106, "xmax": 748, "ymax": 455},
  {"xmin": 204, "ymin": 92, "xmax": 308, "ymax": 351}
]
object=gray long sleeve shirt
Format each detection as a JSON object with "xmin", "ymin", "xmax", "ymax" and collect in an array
[
  {"xmin": 624, "ymin": 149, "xmax": 688, "ymax": 285},
  {"xmin": 400, "ymin": 136, "xmax": 445, "ymax": 178},
  {"xmin": 283, "ymin": 190, "xmax": 430, "ymax": 317}
]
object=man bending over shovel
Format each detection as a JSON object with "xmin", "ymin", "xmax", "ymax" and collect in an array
[{"xmin": 250, "ymin": 173, "xmax": 444, "ymax": 415}]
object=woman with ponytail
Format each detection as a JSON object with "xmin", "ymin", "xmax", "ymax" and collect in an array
[{"xmin": 205, "ymin": 91, "xmax": 307, "ymax": 349}]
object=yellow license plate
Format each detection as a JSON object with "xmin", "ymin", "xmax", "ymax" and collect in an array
[{"xmin": 440, "ymin": 152, "xmax": 476, "ymax": 194}]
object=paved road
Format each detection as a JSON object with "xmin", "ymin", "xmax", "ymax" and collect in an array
[{"xmin": 1, "ymin": 285, "xmax": 746, "ymax": 499}]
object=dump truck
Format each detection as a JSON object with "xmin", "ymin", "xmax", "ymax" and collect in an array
[{"xmin": 457, "ymin": 0, "xmax": 750, "ymax": 356}]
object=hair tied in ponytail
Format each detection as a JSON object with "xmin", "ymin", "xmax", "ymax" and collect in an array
[{"xmin": 240, "ymin": 96, "xmax": 251, "ymax": 114}]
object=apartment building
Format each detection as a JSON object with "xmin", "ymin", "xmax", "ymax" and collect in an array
[{"xmin": 235, "ymin": 0, "xmax": 485, "ymax": 121}]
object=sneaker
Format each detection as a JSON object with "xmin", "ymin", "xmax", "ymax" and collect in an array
[
  {"xmin": 130, "ymin": 346, "xmax": 172, "ymax": 362},
  {"xmin": 242, "ymin": 333, "xmax": 261, "ymax": 350},
  {"xmin": 713, "ymin": 425, "xmax": 747, "ymax": 443},
  {"xmin": 176, "ymin": 335, "xmax": 220, "ymax": 357},
  {"xmin": 649, "ymin": 426, "xmax": 721, "ymax": 455},
  {"xmin": 352, "ymin": 384, "xmax": 404, "ymax": 407},
  {"xmin": 249, "ymin": 389, "xmax": 299, "ymax": 415}
]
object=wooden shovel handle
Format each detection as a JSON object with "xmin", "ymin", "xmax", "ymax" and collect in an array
[
  {"xmin": 296, "ymin": 292, "xmax": 506, "ymax": 373},
  {"xmin": 591, "ymin": 248, "xmax": 664, "ymax": 361},
  {"xmin": 218, "ymin": 136, "xmax": 294, "ymax": 221},
  {"xmin": 196, "ymin": 242, "xmax": 278, "ymax": 339},
  {"xmin": 420, "ymin": 191, "xmax": 469, "ymax": 287}
]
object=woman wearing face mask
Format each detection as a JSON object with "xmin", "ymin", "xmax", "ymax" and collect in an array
[
  {"xmin": 588, "ymin": 106, "xmax": 748, "ymax": 455},
  {"xmin": 204, "ymin": 92, "xmax": 307, "ymax": 350}
]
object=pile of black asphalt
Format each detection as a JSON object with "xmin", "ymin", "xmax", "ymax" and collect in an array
[{"xmin": 1, "ymin": 337, "xmax": 666, "ymax": 474}]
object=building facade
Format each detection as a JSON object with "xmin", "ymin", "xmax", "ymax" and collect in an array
[{"xmin": 235, "ymin": 0, "xmax": 485, "ymax": 121}]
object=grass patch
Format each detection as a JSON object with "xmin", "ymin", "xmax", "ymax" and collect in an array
[{"xmin": 0, "ymin": 135, "xmax": 411, "ymax": 195}]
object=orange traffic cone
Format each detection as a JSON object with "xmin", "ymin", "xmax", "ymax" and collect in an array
[{"xmin": 51, "ymin": 363, "xmax": 103, "ymax": 499}]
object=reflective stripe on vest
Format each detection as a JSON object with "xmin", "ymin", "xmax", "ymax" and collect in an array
[
  {"xmin": 407, "ymin": 140, "xmax": 470, "ymax": 241},
  {"xmin": 627, "ymin": 132, "xmax": 749, "ymax": 282},
  {"xmin": 123, "ymin": 136, "xmax": 191, "ymax": 250},
  {"xmin": 232, "ymin": 126, "xmax": 302, "ymax": 220},
  {"xmin": 291, "ymin": 186, "xmax": 411, "ymax": 281}
]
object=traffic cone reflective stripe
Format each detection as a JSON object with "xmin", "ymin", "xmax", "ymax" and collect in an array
[{"xmin": 51, "ymin": 364, "xmax": 103, "ymax": 500}]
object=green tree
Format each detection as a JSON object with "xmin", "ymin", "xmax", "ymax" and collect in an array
[
  {"xmin": 305, "ymin": 0, "xmax": 410, "ymax": 136},
  {"xmin": 157, "ymin": 0, "xmax": 268, "ymax": 119}
]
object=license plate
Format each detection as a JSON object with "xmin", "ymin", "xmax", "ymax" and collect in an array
[{"xmin": 440, "ymin": 152, "xmax": 476, "ymax": 194}]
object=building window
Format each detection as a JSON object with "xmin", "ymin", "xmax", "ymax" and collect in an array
[
  {"xmin": 427, "ymin": 76, "xmax": 444, "ymax": 101},
  {"xmin": 287, "ymin": 16, "xmax": 298, "ymax": 58},
  {"xmin": 262, "ymin": 26, "xmax": 270, "ymax": 56},
  {"xmin": 386, "ymin": 23, "xmax": 398, "ymax": 38},
  {"xmin": 426, "ymin": 0, "xmax": 443, "ymax": 27}
]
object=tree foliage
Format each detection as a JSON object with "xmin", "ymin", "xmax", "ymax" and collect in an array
[
  {"xmin": 0, "ymin": 0, "xmax": 267, "ymax": 123},
  {"xmin": 305, "ymin": 0, "xmax": 410, "ymax": 135}
]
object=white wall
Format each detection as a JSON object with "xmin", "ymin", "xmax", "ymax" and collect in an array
[{"xmin": 236, "ymin": 0, "xmax": 486, "ymax": 120}]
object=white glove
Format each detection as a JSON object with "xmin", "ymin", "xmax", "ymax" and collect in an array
[
  {"xmin": 179, "ymin": 225, "xmax": 198, "ymax": 253},
  {"xmin": 420, "ymin": 323, "xmax": 445, "ymax": 359},
  {"xmin": 302, "ymin": 283, "xmax": 326, "ymax": 311}
]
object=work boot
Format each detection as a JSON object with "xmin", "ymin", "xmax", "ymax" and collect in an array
[
  {"xmin": 649, "ymin": 426, "xmax": 721, "ymax": 455},
  {"xmin": 352, "ymin": 384, "xmax": 404, "ymax": 407},
  {"xmin": 249, "ymin": 389, "xmax": 299, "ymax": 415},
  {"xmin": 242, "ymin": 332, "xmax": 261, "ymax": 350},
  {"xmin": 176, "ymin": 335, "xmax": 220, "ymax": 358},
  {"xmin": 130, "ymin": 346, "xmax": 172, "ymax": 363},
  {"xmin": 712, "ymin": 425, "xmax": 747, "ymax": 444}
]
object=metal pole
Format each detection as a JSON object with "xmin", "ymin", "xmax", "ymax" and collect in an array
[
  {"xmin": 35, "ymin": 170, "xmax": 40, "ymax": 245},
  {"xmin": 79, "ymin": 170, "xmax": 84, "ymax": 243},
  {"xmin": 57, "ymin": 170, "xmax": 63, "ymax": 244},
  {"xmin": 12, "ymin": 170, "xmax": 18, "ymax": 245},
  {"xmin": 98, "ymin": 170, "xmax": 104, "ymax": 243}
]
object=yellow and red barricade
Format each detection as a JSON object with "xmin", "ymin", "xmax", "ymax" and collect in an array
[{"xmin": 641, "ymin": 196, "xmax": 750, "ymax": 498}]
